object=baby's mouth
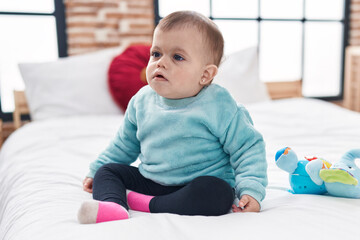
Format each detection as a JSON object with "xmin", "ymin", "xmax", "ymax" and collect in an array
[{"xmin": 154, "ymin": 74, "xmax": 168, "ymax": 81}]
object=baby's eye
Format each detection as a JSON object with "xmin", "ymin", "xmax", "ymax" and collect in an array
[
  {"xmin": 151, "ymin": 51, "xmax": 161, "ymax": 58},
  {"xmin": 174, "ymin": 54, "xmax": 184, "ymax": 61}
]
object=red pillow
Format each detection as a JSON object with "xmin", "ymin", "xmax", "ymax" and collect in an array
[{"xmin": 108, "ymin": 44, "xmax": 151, "ymax": 111}]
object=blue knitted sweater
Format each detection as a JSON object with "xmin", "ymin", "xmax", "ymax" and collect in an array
[{"xmin": 88, "ymin": 84, "xmax": 268, "ymax": 203}]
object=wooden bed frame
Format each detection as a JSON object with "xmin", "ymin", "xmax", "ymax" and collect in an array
[
  {"xmin": 344, "ymin": 46, "xmax": 360, "ymax": 112},
  {"xmin": 265, "ymin": 80, "xmax": 302, "ymax": 100}
]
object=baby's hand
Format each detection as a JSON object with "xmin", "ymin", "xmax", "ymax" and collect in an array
[
  {"xmin": 83, "ymin": 177, "xmax": 93, "ymax": 193},
  {"xmin": 232, "ymin": 194, "xmax": 260, "ymax": 213}
]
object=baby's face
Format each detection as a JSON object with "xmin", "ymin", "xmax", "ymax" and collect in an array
[{"xmin": 146, "ymin": 26, "xmax": 209, "ymax": 99}]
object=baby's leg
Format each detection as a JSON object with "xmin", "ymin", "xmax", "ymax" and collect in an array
[
  {"xmin": 92, "ymin": 163, "xmax": 139, "ymax": 209},
  {"xmin": 128, "ymin": 176, "xmax": 234, "ymax": 216},
  {"xmin": 150, "ymin": 176, "xmax": 234, "ymax": 216},
  {"xmin": 78, "ymin": 164, "xmax": 144, "ymax": 224}
]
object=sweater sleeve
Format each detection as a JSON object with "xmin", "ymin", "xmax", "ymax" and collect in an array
[
  {"xmin": 220, "ymin": 106, "xmax": 268, "ymax": 205},
  {"xmin": 87, "ymin": 98, "xmax": 140, "ymax": 178}
]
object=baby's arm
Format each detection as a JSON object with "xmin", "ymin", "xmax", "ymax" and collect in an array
[
  {"xmin": 87, "ymin": 98, "xmax": 141, "ymax": 179},
  {"xmin": 221, "ymin": 106, "xmax": 268, "ymax": 211}
]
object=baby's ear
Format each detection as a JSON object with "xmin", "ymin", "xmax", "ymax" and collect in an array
[{"xmin": 200, "ymin": 64, "xmax": 218, "ymax": 85}]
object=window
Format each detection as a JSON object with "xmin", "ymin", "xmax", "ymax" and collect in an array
[
  {"xmin": 155, "ymin": 0, "xmax": 350, "ymax": 99},
  {"xmin": 0, "ymin": 0, "xmax": 67, "ymax": 121}
]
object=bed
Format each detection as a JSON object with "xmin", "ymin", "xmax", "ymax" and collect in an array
[{"xmin": 1, "ymin": 46, "xmax": 360, "ymax": 240}]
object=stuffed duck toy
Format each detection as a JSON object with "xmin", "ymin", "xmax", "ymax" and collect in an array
[{"xmin": 275, "ymin": 147, "xmax": 360, "ymax": 198}]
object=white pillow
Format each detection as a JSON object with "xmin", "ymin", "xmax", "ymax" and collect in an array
[
  {"xmin": 19, "ymin": 47, "xmax": 125, "ymax": 121},
  {"xmin": 214, "ymin": 46, "xmax": 270, "ymax": 104}
]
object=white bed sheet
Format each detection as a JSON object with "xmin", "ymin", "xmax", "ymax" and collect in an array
[{"xmin": 1, "ymin": 98, "xmax": 360, "ymax": 240}]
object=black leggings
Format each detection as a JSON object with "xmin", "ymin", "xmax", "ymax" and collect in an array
[{"xmin": 93, "ymin": 163, "xmax": 234, "ymax": 216}]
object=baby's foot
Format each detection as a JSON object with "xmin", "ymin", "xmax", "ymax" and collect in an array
[
  {"xmin": 127, "ymin": 191, "xmax": 154, "ymax": 213},
  {"xmin": 77, "ymin": 200, "xmax": 129, "ymax": 224}
]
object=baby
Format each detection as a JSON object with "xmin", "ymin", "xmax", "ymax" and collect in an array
[{"xmin": 78, "ymin": 10, "xmax": 267, "ymax": 224}]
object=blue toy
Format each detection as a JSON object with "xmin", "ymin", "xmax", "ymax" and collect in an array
[{"xmin": 275, "ymin": 147, "xmax": 360, "ymax": 198}]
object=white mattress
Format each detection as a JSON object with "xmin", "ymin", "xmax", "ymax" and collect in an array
[{"xmin": 1, "ymin": 98, "xmax": 360, "ymax": 240}]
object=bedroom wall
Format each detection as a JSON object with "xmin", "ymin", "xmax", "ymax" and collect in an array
[
  {"xmin": 64, "ymin": 0, "xmax": 360, "ymax": 56},
  {"xmin": 64, "ymin": 0, "xmax": 154, "ymax": 55},
  {"xmin": 350, "ymin": 0, "xmax": 360, "ymax": 45}
]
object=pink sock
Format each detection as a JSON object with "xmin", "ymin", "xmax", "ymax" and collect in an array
[
  {"xmin": 127, "ymin": 191, "xmax": 154, "ymax": 213},
  {"xmin": 77, "ymin": 200, "xmax": 129, "ymax": 224},
  {"xmin": 96, "ymin": 201, "xmax": 129, "ymax": 223}
]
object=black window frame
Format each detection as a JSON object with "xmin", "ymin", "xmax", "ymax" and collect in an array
[
  {"xmin": 153, "ymin": 0, "xmax": 351, "ymax": 101},
  {"xmin": 0, "ymin": 0, "xmax": 68, "ymax": 122}
]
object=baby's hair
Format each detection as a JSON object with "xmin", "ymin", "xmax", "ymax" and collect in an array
[{"xmin": 156, "ymin": 11, "xmax": 224, "ymax": 67}]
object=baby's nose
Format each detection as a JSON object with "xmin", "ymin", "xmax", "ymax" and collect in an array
[{"xmin": 156, "ymin": 57, "xmax": 167, "ymax": 68}]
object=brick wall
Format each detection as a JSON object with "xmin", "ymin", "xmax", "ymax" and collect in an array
[
  {"xmin": 64, "ymin": 0, "xmax": 154, "ymax": 55},
  {"xmin": 350, "ymin": 0, "xmax": 360, "ymax": 45},
  {"xmin": 64, "ymin": 0, "xmax": 360, "ymax": 55}
]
